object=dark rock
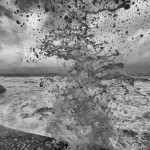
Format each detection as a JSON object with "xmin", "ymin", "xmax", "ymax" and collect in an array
[
  {"xmin": 40, "ymin": 81, "xmax": 44, "ymax": 87},
  {"xmin": 0, "ymin": 125, "xmax": 69, "ymax": 150},
  {"xmin": 0, "ymin": 85, "xmax": 6, "ymax": 94}
]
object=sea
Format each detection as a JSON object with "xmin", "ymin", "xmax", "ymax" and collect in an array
[
  {"xmin": 0, "ymin": 75, "xmax": 150, "ymax": 149},
  {"xmin": 0, "ymin": 76, "xmax": 57, "ymax": 137}
]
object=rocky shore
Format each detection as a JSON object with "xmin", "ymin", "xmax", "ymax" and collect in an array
[
  {"xmin": 0, "ymin": 125, "xmax": 69, "ymax": 150},
  {"xmin": 0, "ymin": 85, "xmax": 6, "ymax": 94}
]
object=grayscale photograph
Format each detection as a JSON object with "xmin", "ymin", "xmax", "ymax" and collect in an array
[{"xmin": 0, "ymin": 0, "xmax": 150, "ymax": 150}]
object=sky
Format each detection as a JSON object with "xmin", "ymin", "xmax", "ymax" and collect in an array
[
  {"xmin": 0, "ymin": 0, "xmax": 150, "ymax": 75},
  {"xmin": 0, "ymin": 0, "xmax": 70, "ymax": 74}
]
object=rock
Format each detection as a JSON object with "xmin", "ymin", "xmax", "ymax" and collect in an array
[
  {"xmin": 0, "ymin": 85, "xmax": 6, "ymax": 94},
  {"xmin": 0, "ymin": 125, "xmax": 69, "ymax": 150},
  {"xmin": 39, "ymin": 81, "xmax": 44, "ymax": 87}
]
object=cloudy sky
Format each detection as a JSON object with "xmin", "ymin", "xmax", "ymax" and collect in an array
[{"xmin": 0, "ymin": 0, "xmax": 150, "ymax": 74}]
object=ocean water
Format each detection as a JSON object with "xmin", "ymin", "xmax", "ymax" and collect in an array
[
  {"xmin": 0, "ymin": 77, "xmax": 55, "ymax": 136},
  {"xmin": 0, "ymin": 76, "xmax": 150, "ymax": 150}
]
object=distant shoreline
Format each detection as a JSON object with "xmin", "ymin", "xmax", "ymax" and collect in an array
[{"xmin": 0, "ymin": 73, "xmax": 66, "ymax": 77}]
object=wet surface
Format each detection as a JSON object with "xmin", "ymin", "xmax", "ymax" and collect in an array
[
  {"xmin": 1, "ymin": 0, "xmax": 150, "ymax": 150},
  {"xmin": 0, "ymin": 125, "xmax": 69, "ymax": 150}
]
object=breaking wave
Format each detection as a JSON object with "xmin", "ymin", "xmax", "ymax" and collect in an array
[{"xmin": 3, "ymin": 0, "xmax": 150, "ymax": 149}]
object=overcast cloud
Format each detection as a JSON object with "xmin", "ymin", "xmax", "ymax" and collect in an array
[{"xmin": 0, "ymin": 0, "xmax": 150, "ymax": 74}]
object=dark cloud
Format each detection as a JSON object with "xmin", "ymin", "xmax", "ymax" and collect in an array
[
  {"xmin": 11, "ymin": 0, "xmax": 124, "ymax": 27},
  {"xmin": 13, "ymin": 0, "xmax": 54, "ymax": 12},
  {"xmin": 0, "ymin": 4, "xmax": 13, "ymax": 19}
]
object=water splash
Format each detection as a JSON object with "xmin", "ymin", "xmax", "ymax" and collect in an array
[
  {"xmin": 3, "ymin": 0, "xmax": 150, "ymax": 149},
  {"xmin": 32, "ymin": 1, "xmax": 130, "ymax": 149},
  {"xmin": 29, "ymin": 1, "xmax": 150, "ymax": 150}
]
